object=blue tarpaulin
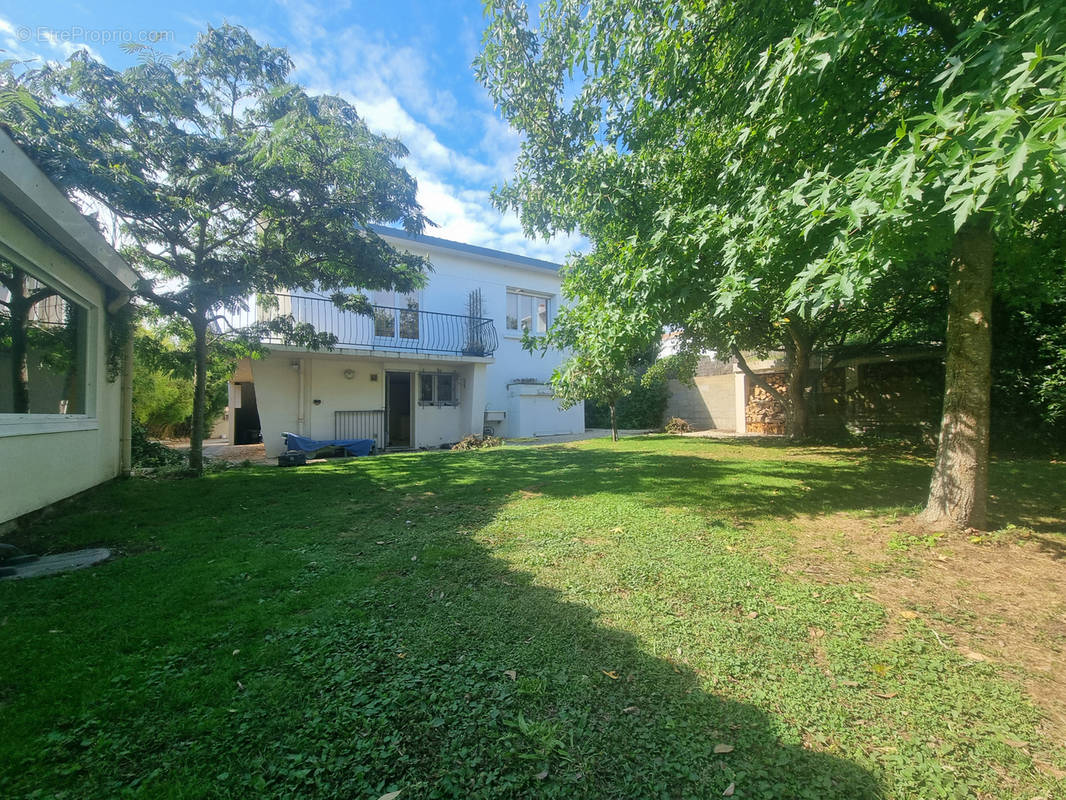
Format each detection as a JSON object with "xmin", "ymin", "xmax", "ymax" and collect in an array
[{"xmin": 282, "ymin": 433, "xmax": 375, "ymax": 457}]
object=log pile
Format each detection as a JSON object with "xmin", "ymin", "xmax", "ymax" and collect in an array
[{"xmin": 746, "ymin": 374, "xmax": 787, "ymax": 435}]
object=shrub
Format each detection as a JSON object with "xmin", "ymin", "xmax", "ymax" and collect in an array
[
  {"xmin": 451, "ymin": 434, "xmax": 504, "ymax": 451},
  {"xmin": 584, "ymin": 372, "xmax": 669, "ymax": 429},
  {"xmin": 131, "ymin": 420, "xmax": 188, "ymax": 469},
  {"xmin": 664, "ymin": 417, "xmax": 692, "ymax": 434}
]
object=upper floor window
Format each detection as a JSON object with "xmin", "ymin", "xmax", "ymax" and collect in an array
[
  {"xmin": 506, "ymin": 290, "xmax": 549, "ymax": 335},
  {"xmin": 0, "ymin": 261, "xmax": 89, "ymax": 415},
  {"xmin": 372, "ymin": 290, "xmax": 420, "ymax": 340}
]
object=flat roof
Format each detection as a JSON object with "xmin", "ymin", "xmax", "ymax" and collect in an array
[
  {"xmin": 0, "ymin": 128, "xmax": 137, "ymax": 293},
  {"xmin": 370, "ymin": 223, "xmax": 561, "ymax": 275}
]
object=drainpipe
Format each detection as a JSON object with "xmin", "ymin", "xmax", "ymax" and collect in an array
[
  {"xmin": 296, "ymin": 358, "xmax": 305, "ymax": 435},
  {"xmin": 119, "ymin": 335, "xmax": 133, "ymax": 475},
  {"xmin": 107, "ymin": 292, "xmax": 134, "ymax": 476}
]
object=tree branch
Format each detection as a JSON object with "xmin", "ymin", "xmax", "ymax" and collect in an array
[
  {"xmin": 731, "ymin": 345, "xmax": 787, "ymax": 407},
  {"xmin": 907, "ymin": 2, "xmax": 958, "ymax": 49},
  {"xmin": 26, "ymin": 286, "xmax": 58, "ymax": 306}
]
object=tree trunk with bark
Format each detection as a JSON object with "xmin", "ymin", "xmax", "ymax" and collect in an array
[
  {"xmin": 189, "ymin": 316, "xmax": 209, "ymax": 475},
  {"xmin": 918, "ymin": 223, "xmax": 994, "ymax": 530},
  {"xmin": 609, "ymin": 400, "xmax": 618, "ymax": 442},
  {"xmin": 784, "ymin": 322, "xmax": 813, "ymax": 440},
  {"xmin": 9, "ymin": 302, "xmax": 30, "ymax": 414},
  {"xmin": 2, "ymin": 266, "xmax": 57, "ymax": 414}
]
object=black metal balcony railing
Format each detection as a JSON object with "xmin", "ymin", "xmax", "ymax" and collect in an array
[{"xmin": 241, "ymin": 294, "xmax": 499, "ymax": 357}]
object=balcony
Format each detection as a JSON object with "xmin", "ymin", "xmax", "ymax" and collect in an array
[{"xmin": 237, "ymin": 293, "xmax": 499, "ymax": 358}]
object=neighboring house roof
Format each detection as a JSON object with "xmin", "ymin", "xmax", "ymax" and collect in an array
[
  {"xmin": 0, "ymin": 128, "xmax": 137, "ymax": 293},
  {"xmin": 370, "ymin": 223, "xmax": 562, "ymax": 276}
]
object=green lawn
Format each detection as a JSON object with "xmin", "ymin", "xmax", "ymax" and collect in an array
[{"xmin": 1, "ymin": 436, "xmax": 1064, "ymax": 799}]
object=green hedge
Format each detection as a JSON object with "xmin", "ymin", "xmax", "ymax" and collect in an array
[{"xmin": 584, "ymin": 373, "xmax": 668, "ymax": 429}]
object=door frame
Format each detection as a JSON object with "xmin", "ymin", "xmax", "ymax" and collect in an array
[{"xmin": 384, "ymin": 370, "xmax": 414, "ymax": 449}]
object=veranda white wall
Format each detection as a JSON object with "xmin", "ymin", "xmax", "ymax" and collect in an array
[{"xmin": 0, "ymin": 205, "xmax": 125, "ymax": 522}]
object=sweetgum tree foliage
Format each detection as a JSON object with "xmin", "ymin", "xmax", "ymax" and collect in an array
[
  {"xmin": 479, "ymin": 1, "xmax": 1066, "ymax": 530},
  {"xmin": 748, "ymin": 3, "xmax": 1066, "ymax": 529},
  {"xmin": 4, "ymin": 25, "xmax": 428, "ymax": 473},
  {"xmin": 477, "ymin": 0, "xmax": 949, "ymax": 442}
]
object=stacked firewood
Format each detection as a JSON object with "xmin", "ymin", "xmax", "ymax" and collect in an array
[{"xmin": 746, "ymin": 374, "xmax": 787, "ymax": 434}]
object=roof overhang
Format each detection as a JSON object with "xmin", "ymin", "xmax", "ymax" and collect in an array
[
  {"xmin": 0, "ymin": 129, "xmax": 138, "ymax": 293},
  {"xmin": 370, "ymin": 223, "xmax": 562, "ymax": 276}
]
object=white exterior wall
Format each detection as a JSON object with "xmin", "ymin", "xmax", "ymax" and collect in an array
[
  {"xmin": 243, "ymin": 231, "xmax": 584, "ymax": 454},
  {"xmin": 507, "ymin": 382, "xmax": 585, "ymax": 437},
  {"xmin": 0, "ymin": 203, "xmax": 125, "ymax": 523},
  {"xmin": 250, "ymin": 352, "xmax": 498, "ymax": 456},
  {"xmin": 373, "ymin": 232, "xmax": 580, "ymax": 437}
]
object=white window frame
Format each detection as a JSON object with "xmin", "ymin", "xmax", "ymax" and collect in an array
[
  {"xmin": 0, "ymin": 242, "xmax": 99, "ymax": 438},
  {"xmin": 418, "ymin": 371, "xmax": 460, "ymax": 407},
  {"xmin": 371, "ymin": 289, "xmax": 422, "ymax": 341},
  {"xmin": 505, "ymin": 288, "xmax": 551, "ymax": 337}
]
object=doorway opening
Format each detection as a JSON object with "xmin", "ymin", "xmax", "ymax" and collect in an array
[
  {"xmin": 233, "ymin": 382, "xmax": 261, "ymax": 444},
  {"xmin": 385, "ymin": 371, "xmax": 412, "ymax": 449}
]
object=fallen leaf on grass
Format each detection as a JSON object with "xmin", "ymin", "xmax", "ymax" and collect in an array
[
  {"xmin": 841, "ymin": 680, "xmax": 861, "ymax": 687},
  {"xmin": 378, "ymin": 792, "xmax": 402, "ymax": 800},
  {"xmin": 503, "ymin": 669, "xmax": 517, "ymax": 681},
  {"xmin": 622, "ymin": 706, "xmax": 639, "ymax": 714},
  {"xmin": 535, "ymin": 770, "xmax": 548, "ymax": 780},
  {"xmin": 871, "ymin": 691, "xmax": 898, "ymax": 699},
  {"xmin": 723, "ymin": 782, "xmax": 735, "ymax": 796},
  {"xmin": 745, "ymin": 611, "xmax": 759, "ymax": 619},
  {"xmin": 713, "ymin": 744, "xmax": 734, "ymax": 754},
  {"xmin": 602, "ymin": 670, "xmax": 620, "ymax": 679},
  {"xmin": 899, "ymin": 610, "xmax": 919, "ymax": 620}
]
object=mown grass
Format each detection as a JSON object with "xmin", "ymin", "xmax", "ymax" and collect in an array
[{"xmin": 1, "ymin": 435, "xmax": 1063, "ymax": 799}]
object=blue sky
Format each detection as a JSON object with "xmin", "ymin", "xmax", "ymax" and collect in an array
[{"xmin": 0, "ymin": 0, "xmax": 582, "ymax": 262}]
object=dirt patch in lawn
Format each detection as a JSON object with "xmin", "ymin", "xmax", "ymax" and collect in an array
[{"xmin": 785, "ymin": 512, "xmax": 1066, "ymax": 751}]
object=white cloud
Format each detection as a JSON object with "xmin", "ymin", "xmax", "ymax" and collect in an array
[{"xmin": 268, "ymin": 0, "xmax": 584, "ymax": 264}]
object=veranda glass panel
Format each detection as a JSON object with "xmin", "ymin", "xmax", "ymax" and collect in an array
[{"xmin": 0, "ymin": 262, "xmax": 88, "ymax": 414}]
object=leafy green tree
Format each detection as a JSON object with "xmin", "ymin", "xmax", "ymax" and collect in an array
[
  {"xmin": 550, "ymin": 353, "xmax": 633, "ymax": 442},
  {"xmin": 530, "ymin": 274, "xmax": 652, "ymax": 441},
  {"xmin": 1, "ymin": 259, "xmax": 59, "ymax": 413},
  {"xmin": 132, "ymin": 314, "xmax": 244, "ymax": 438},
  {"xmin": 480, "ymin": 0, "xmax": 1064, "ymax": 529},
  {"xmin": 746, "ymin": 3, "xmax": 1065, "ymax": 528},
  {"xmin": 4, "ymin": 24, "xmax": 428, "ymax": 472},
  {"xmin": 477, "ymin": 0, "xmax": 947, "ymax": 440}
]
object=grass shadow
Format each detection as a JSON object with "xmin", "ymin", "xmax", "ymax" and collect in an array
[{"xmin": 0, "ymin": 445, "xmax": 883, "ymax": 798}]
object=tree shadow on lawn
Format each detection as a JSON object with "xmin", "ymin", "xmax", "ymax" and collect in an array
[
  {"xmin": 0, "ymin": 447, "xmax": 887, "ymax": 799},
  {"xmin": 4, "ymin": 439, "xmax": 1062, "ymax": 797}
]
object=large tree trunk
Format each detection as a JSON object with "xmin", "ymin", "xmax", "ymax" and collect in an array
[
  {"xmin": 189, "ymin": 317, "xmax": 209, "ymax": 475},
  {"xmin": 10, "ymin": 305, "xmax": 30, "ymax": 414},
  {"xmin": 3, "ymin": 267, "xmax": 56, "ymax": 414},
  {"xmin": 918, "ymin": 223, "xmax": 994, "ymax": 531},
  {"xmin": 784, "ymin": 322, "xmax": 813, "ymax": 439}
]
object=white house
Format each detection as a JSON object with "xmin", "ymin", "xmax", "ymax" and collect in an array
[
  {"xmin": 225, "ymin": 225, "xmax": 584, "ymax": 457},
  {"xmin": 0, "ymin": 130, "xmax": 138, "ymax": 525}
]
